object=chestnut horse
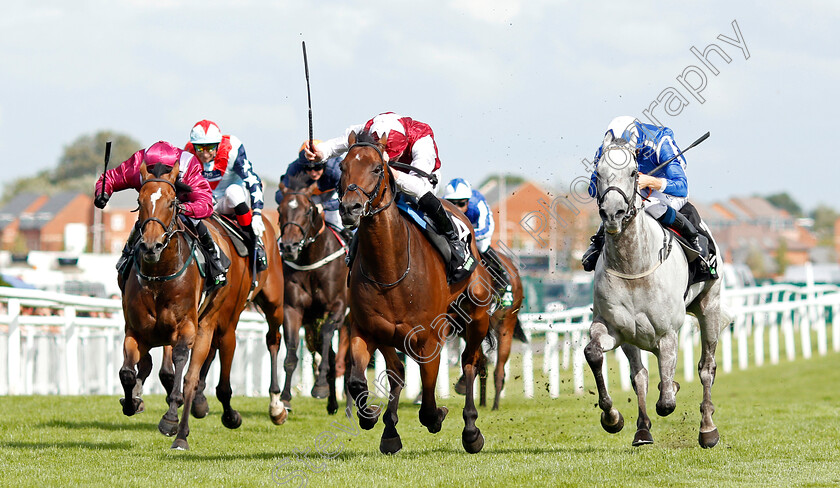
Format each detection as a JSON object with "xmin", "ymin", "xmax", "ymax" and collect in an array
[
  {"xmin": 276, "ymin": 175, "xmax": 350, "ymax": 418},
  {"xmin": 456, "ymin": 250, "xmax": 525, "ymax": 410},
  {"xmin": 338, "ymin": 131, "xmax": 493, "ymax": 454},
  {"xmin": 118, "ymin": 161, "xmax": 284, "ymax": 450}
]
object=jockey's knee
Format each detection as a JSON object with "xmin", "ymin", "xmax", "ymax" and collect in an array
[{"xmin": 394, "ymin": 173, "xmax": 433, "ymax": 198}]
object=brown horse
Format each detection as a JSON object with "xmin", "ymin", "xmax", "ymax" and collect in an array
[
  {"xmin": 338, "ymin": 131, "xmax": 493, "ymax": 454},
  {"xmin": 456, "ymin": 250, "xmax": 525, "ymax": 410},
  {"xmin": 118, "ymin": 161, "xmax": 284, "ymax": 450},
  {"xmin": 276, "ymin": 175, "xmax": 350, "ymax": 419}
]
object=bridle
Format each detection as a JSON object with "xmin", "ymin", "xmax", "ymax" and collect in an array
[
  {"xmin": 280, "ymin": 191, "xmax": 321, "ymax": 256},
  {"xmin": 339, "ymin": 142, "xmax": 396, "ymax": 217},
  {"xmin": 134, "ymin": 177, "xmax": 193, "ymax": 282},
  {"xmin": 596, "ymin": 144, "xmax": 643, "ymax": 230},
  {"xmin": 138, "ymin": 177, "xmax": 183, "ymax": 249}
]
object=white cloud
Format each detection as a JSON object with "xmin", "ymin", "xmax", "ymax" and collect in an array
[{"xmin": 449, "ymin": 0, "xmax": 523, "ymax": 24}]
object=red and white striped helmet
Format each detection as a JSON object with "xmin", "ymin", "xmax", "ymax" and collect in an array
[{"xmin": 189, "ymin": 120, "xmax": 222, "ymax": 144}]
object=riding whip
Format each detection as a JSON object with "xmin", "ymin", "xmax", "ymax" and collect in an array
[
  {"xmin": 648, "ymin": 132, "xmax": 709, "ymax": 176},
  {"xmin": 302, "ymin": 41, "xmax": 314, "ymax": 153},
  {"xmin": 99, "ymin": 141, "xmax": 112, "ymax": 200}
]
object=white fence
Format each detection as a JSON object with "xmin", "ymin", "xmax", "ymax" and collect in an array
[{"xmin": 1, "ymin": 281, "xmax": 839, "ymax": 399}]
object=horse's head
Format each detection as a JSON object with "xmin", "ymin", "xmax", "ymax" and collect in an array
[
  {"xmin": 137, "ymin": 162, "xmax": 181, "ymax": 264},
  {"xmin": 277, "ymin": 174, "xmax": 322, "ymax": 261},
  {"xmin": 337, "ymin": 130, "xmax": 393, "ymax": 229},
  {"xmin": 595, "ymin": 132, "xmax": 640, "ymax": 234}
]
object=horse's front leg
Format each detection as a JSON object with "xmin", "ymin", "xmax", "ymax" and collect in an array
[
  {"xmin": 159, "ymin": 346, "xmax": 175, "ymax": 405},
  {"xmin": 215, "ymin": 326, "xmax": 242, "ymax": 430},
  {"xmin": 461, "ymin": 315, "xmax": 489, "ymax": 454},
  {"xmin": 158, "ymin": 338, "xmax": 191, "ymax": 438},
  {"xmin": 190, "ymin": 346, "xmax": 215, "ymax": 419},
  {"xmin": 655, "ymin": 330, "xmax": 680, "ymax": 417},
  {"xmin": 312, "ymin": 305, "xmax": 343, "ymax": 399},
  {"xmin": 493, "ymin": 316, "xmax": 516, "ymax": 411},
  {"xmin": 255, "ymin": 292, "xmax": 286, "ymax": 424},
  {"xmin": 378, "ymin": 346, "xmax": 405, "ymax": 454},
  {"xmin": 172, "ymin": 327, "xmax": 212, "ymax": 450},
  {"xmin": 280, "ymin": 306, "xmax": 303, "ymax": 412},
  {"xmin": 621, "ymin": 344, "xmax": 653, "ymax": 446},
  {"xmin": 119, "ymin": 334, "xmax": 149, "ymax": 416},
  {"xmin": 346, "ymin": 333, "xmax": 380, "ymax": 430},
  {"xmin": 585, "ymin": 320, "xmax": 623, "ymax": 433}
]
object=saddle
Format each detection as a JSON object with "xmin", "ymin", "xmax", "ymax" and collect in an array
[
  {"xmin": 395, "ymin": 193, "xmax": 473, "ymax": 279},
  {"xmin": 211, "ymin": 213, "xmax": 250, "ymax": 258}
]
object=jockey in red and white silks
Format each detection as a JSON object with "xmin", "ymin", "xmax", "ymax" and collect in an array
[
  {"xmin": 304, "ymin": 112, "xmax": 475, "ymax": 283},
  {"xmin": 311, "ymin": 112, "xmax": 441, "ymax": 198}
]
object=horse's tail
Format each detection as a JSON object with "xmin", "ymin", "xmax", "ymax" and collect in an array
[
  {"xmin": 483, "ymin": 326, "xmax": 497, "ymax": 350},
  {"xmin": 513, "ymin": 317, "xmax": 528, "ymax": 343}
]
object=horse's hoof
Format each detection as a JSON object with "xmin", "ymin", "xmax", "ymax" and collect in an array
[
  {"xmin": 120, "ymin": 397, "xmax": 143, "ymax": 416},
  {"xmin": 158, "ymin": 416, "xmax": 178, "ymax": 437},
  {"xmin": 426, "ymin": 406, "xmax": 449, "ymax": 434},
  {"xmin": 270, "ymin": 406, "xmax": 288, "ymax": 425},
  {"xmin": 327, "ymin": 397, "xmax": 339, "ymax": 415},
  {"xmin": 600, "ymin": 410, "xmax": 624, "ymax": 434},
  {"xmin": 656, "ymin": 401, "xmax": 676, "ymax": 417},
  {"xmin": 191, "ymin": 395, "xmax": 209, "ymax": 419},
  {"xmin": 282, "ymin": 400, "xmax": 293, "ymax": 412},
  {"xmin": 699, "ymin": 428, "xmax": 719, "ymax": 448},
  {"xmin": 462, "ymin": 430, "xmax": 485, "ymax": 454},
  {"xmin": 632, "ymin": 429, "xmax": 654, "ymax": 446},
  {"xmin": 221, "ymin": 410, "xmax": 242, "ymax": 429},
  {"xmin": 379, "ymin": 436, "xmax": 403, "ymax": 455},
  {"xmin": 171, "ymin": 439, "xmax": 189, "ymax": 451},
  {"xmin": 311, "ymin": 384, "xmax": 330, "ymax": 399},
  {"xmin": 358, "ymin": 405, "xmax": 381, "ymax": 431}
]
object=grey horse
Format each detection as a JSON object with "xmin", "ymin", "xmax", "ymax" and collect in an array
[{"xmin": 585, "ymin": 133, "xmax": 731, "ymax": 448}]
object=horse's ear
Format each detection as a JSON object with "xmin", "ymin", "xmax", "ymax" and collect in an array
[
  {"xmin": 603, "ymin": 130, "xmax": 615, "ymax": 147},
  {"xmin": 305, "ymin": 182, "xmax": 319, "ymax": 196},
  {"xmin": 377, "ymin": 133, "xmax": 388, "ymax": 150},
  {"xmin": 348, "ymin": 131, "xmax": 357, "ymax": 146},
  {"xmin": 277, "ymin": 181, "xmax": 286, "ymax": 194},
  {"xmin": 139, "ymin": 162, "xmax": 150, "ymax": 180},
  {"xmin": 167, "ymin": 161, "xmax": 180, "ymax": 181}
]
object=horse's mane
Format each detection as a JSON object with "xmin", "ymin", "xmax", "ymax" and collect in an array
[
  {"xmin": 355, "ymin": 130, "xmax": 379, "ymax": 145},
  {"xmin": 146, "ymin": 164, "xmax": 193, "ymax": 194},
  {"xmin": 286, "ymin": 172, "xmax": 312, "ymax": 191}
]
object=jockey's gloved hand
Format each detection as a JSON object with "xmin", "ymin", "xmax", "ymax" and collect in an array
[
  {"xmin": 94, "ymin": 192, "xmax": 110, "ymax": 209},
  {"xmin": 251, "ymin": 211, "xmax": 265, "ymax": 237}
]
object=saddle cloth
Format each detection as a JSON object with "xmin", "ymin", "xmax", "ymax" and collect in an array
[{"xmin": 394, "ymin": 193, "xmax": 473, "ymax": 275}]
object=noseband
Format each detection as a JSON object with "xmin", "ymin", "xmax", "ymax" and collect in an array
[
  {"xmin": 280, "ymin": 192, "xmax": 319, "ymax": 254},
  {"xmin": 139, "ymin": 177, "xmax": 182, "ymax": 249},
  {"xmin": 340, "ymin": 142, "xmax": 396, "ymax": 217}
]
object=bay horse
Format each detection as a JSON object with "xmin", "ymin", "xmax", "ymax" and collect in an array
[
  {"xmin": 276, "ymin": 174, "xmax": 350, "ymax": 419},
  {"xmin": 118, "ymin": 161, "xmax": 285, "ymax": 450},
  {"xmin": 338, "ymin": 131, "xmax": 492, "ymax": 454},
  {"xmin": 586, "ymin": 133, "xmax": 731, "ymax": 448}
]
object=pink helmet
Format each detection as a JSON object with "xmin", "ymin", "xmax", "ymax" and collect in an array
[
  {"xmin": 189, "ymin": 120, "xmax": 222, "ymax": 144},
  {"xmin": 144, "ymin": 141, "xmax": 181, "ymax": 167}
]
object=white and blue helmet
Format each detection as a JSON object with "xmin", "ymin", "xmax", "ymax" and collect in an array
[{"xmin": 443, "ymin": 178, "xmax": 472, "ymax": 200}]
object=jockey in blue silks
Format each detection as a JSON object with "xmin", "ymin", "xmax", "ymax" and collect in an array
[
  {"xmin": 277, "ymin": 142, "xmax": 352, "ymax": 243},
  {"xmin": 443, "ymin": 178, "xmax": 512, "ymax": 304},
  {"xmin": 582, "ymin": 116, "xmax": 705, "ymax": 272}
]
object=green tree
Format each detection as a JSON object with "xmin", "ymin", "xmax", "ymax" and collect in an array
[
  {"xmin": 745, "ymin": 244, "xmax": 767, "ymax": 279},
  {"xmin": 766, "ymin": 192, "xmax": 803, "ymax": 217},
  {"xmin": 478, "ymin": 174, "xmax": 526, "ymax": 189},
  {"xmin": 811, "ymin": 204, "xmax": 838, "ymax": 246},
  {"xmin": 53, "ymin": 131, "xmax": 141, "ymax": 184},
  {"xmin": 2, "ymin": 130, "xmax": 141, "ymax": 203}
]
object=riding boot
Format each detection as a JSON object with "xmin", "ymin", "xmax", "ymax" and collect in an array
[
  {"xmin": 418, "ymin": 191, "xmax": 476, "ymax": 283},
  {"xmin": 196, "ymin": 221, "xmax": 227, "ymax": 291},
  {"xmin": 670, "ymin": 211, "xmax": 705, "ymax": 256},
  {"xmin": 116, "ymin": 221, "xmax": 141, "ymax": 277},
  {"xmin": 345, "ymin": 231, "xmax": 359, "ymax": 267},
  {"xmin": 581, "ymin": 224, "xmax": 605, "ymax": 272},
  {"xmin": 243, "ymin": 224, "xmax": 268, "ymax": 272}
]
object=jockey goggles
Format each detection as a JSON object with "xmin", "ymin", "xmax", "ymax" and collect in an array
[
  {"xmin": 194, "ymin": 143, "xmax": 218, "ymax": 152},
  {"xmin": 303, "ymin": 161, "xmax": 326, "ymax": 171},
  {"xmin": 449, "ymin": 198, "xmax": 469, "ymax": 208}
]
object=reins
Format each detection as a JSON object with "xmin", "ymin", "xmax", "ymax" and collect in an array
[{"xmin": 134, "ymin": 177, "xmax": 193, "ymax": 282}]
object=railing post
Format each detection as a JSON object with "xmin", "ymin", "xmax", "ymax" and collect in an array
[
  {"xmin": 754, "ymin": 312, "xmax": 765, "ymax": 367},
  {"xmin": 800, "ymin": 305, "xmax": 812, "ymax": 359},
  {"xmin": 769, "ymin": 312, "xmax": 780, "ymax": 365},
  {"xmin": 737, "ymin": 314, "xmax": 748, "ymax": 370},
  {"xmin": 63, "ymin": 306, "xmax": 79, "ymax": 395},
  {"xmin": 833, "ymin": 304, "xmax": 840, "ymax": 353},
  {"xmin": 572, "ymin": 330, "xmax": 585, "ymax": 394},
  {"xmin": 681, "ymin": 316, "xmax": 694, "ymax": 382},
  {"xmin": 522, "ymin": 328, "xmax": 534, "ymax": 399},
  {"xmin": 547, "ymin": 331, "xmax": 559, "ymax": 398},
  {"xmin": 783, "ymin": 307, "xmax": 796, "ymax": 361},
  {"xmin": 615, "ymin": 347, "xmax": 630, "ymax": 391},
  {"xmin": 7, "ymin": 299, "xmax": 21, "ymax": 395},
  {"xmin": 437, "ymin": 339, "xmax": 450, "ymax": 399},
  {"xmin": 721, "ymin": 318, "xmax": 732, "ymax": 373}
]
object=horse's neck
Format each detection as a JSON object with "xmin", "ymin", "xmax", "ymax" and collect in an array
[
  {"xmin": 603, "ymin": 213, "xmax": 663, "ymax": 274},
  {"xmin": 357, "ymin": 205, "xmax": 410, "ymax": 281},
  {"xmin": 139, "ymin": 232, "xmax": 189, "ymax": 278},
  {"xmin": 301, "ymin": 223, "xmax": 334, "ymax": 262}
]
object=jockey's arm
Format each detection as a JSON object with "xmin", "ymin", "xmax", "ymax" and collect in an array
[
  {"xmin": 649, "ymin": 138, "xmax": 688, "ymax": 197},
  {"xmin": 179, "ymin": 161, "xmax": 215, "ymax": 219},
  {"xmin": 307, "ymin": 123, "xmax": 365, "ymax": 161}
]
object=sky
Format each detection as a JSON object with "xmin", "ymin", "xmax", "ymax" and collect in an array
[{"xmin": 1, "ymin": 0, "xmax": 838, "ymax": 212}]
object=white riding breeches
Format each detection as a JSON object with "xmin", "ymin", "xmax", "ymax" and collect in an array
[
  {"xmin": 214, "ymin": 184, "xmax": 250, "ymax": 214},
  {"xmin": 644, "ymin": 190, "xmax": 686, "ymax": 220},
  {"xmin": 393, "ymin": 168, "xmax": 440, "ymax": 197}
]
